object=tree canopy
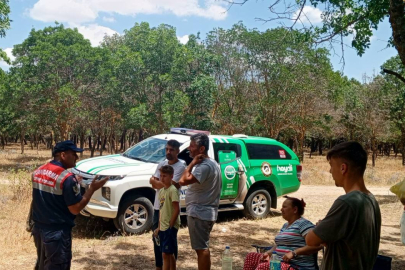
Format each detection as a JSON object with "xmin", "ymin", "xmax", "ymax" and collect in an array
[
  {"xmin": 0, "ymin": 22, "xmax": 402, "ymax": 165},
  {"xmin": 228, "ymin": 0, "xmax": 405, "ymax": 77},
  {"xmin": 0, "ymin": 0, "xmax": 11, "ymax": 62}
]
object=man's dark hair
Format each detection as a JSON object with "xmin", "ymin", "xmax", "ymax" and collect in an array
[
  {"xmin": 160, "ymin": 165, "xmax": 174, "ymax": 175},
  {"xmin": 167, "ymin": 139, "xmax": 180, "ymax": 150},
  {"xmin": 190, "ymin": 133, "xmax": 209, "ymax": 154},
  {"xmin": 284, "ymin": 196, "xmax": 306, "ymax": 216},
  {"xmin": 326, "ymin": 141, "xmax": 367, "ymax": 176}
]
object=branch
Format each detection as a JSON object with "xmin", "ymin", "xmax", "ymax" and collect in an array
[
  {"xmin": 382, "ymin": 68, "xmax": 405, "ymax": 84},
  {"xmin": 290, "ymin": 0, "xmax": 306, "ymax": 29},
  {"xmin": 315, "ymin": 15, "xmax": 367, "ymax": 44}
]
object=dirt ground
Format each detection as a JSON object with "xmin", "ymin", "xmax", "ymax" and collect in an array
[{"xmin": 0, "ymin": 145, "xmax": 404, "ymax": 269}]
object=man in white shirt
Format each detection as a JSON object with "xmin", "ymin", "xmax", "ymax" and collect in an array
[{"xmin": 150, "ymin": 140, "xmax": 185, "ymax": 270}]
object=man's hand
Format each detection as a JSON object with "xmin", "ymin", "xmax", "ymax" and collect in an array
[
  {"xmin": 282, "ymin": 252, "xmax": 294, "ymax": 262},
  {"xmin": 68, "ymin": 175, "xmax": 108, "ymax": 215},
  {"xmin": 149, "ymin": 176, "xmax": 158, "ymax": 184},
  {"xmin": 150, "ymin": 176, "xmax": 164, "ymax": 189},
  {"xmin": 154, "ymin": 228, "xmax": 159, "ymax": 237},
  {"xmin": 89, "ymin": 175, "xmax": 109, "ymax": 191},
  {"xmin": 191, "ymin": 154, "xmax": 206, "ymax": 166}
]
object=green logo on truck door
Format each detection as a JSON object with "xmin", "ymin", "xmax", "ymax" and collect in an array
[{"xmin": 224, "ymin": 165, "xmax": 236, "ymax": 180}]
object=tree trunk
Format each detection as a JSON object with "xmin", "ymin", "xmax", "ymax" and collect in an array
[
  {"xmin": 88, "ymin": 135, "xmax": 92, "ymax": 150},
  {"xmin": 394, "ymin": 143, "xmax": 398, "ymax": 158},
  {"xmin": 402, "ymin": 130, "xmax": 405, "ymax": 166},
  {"xmin": 109, "ymin": 133, "xmax": 114, "ymax": 154},
  {"xmin": 79, "ymin": 132, "xmax": 85, "ymax": 158},
  {"xmin": 371, "ymin": 137, "xmax": 377, "ymax": 167},
  {"xmin": 138, "ymin": 129, "xmax": 144, "ymax": 143},
  {"xmin": 309, "ymin": 137, "xmax": 315, "ymax": 158},
  {"xmin": 30, "ymin": 134, "xmax": 34, "ymax": 150},
  {"xmin": 120, "ymin": 129, "xmax": 127, "ymax": 151},
  {"xmin": 0, "ymin": 135, "xmax": 4, "ymax": 149},
  {"xmin": 389, "ymin": 0, "xmax": 405, "ymax": 67},
  {"xmin": 90, "ymin": 135, "xmax": 99, "ymax": 157},
  {"xmin": 50, "ymin": 133, "xmax": 54, "ymax": 155},
  {"xmin": 100, "ymin": 135, "xmax": 106, "ymax": 156},
  {"xmin": 318, "ymin": 139, "xmax": 323, "ymax": 155},
  {"xmin": 20, "ymin": 130, "xmax": 25, "ymax": 154}
]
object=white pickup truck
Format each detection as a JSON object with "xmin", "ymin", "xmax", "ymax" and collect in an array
[{"xmin": 73, "ymin": 128, "xmax": 302, "ymax": 234}]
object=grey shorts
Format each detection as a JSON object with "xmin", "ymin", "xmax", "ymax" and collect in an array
[{"xmin": 187, "ymin": 216, "xmax": 215, "ymax": 250}]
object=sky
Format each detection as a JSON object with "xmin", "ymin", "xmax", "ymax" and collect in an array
[{"xmin": 0, "ymin": 0, "xmax": 398, "ymax": 81}]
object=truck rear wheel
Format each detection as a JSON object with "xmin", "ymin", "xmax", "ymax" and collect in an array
[
  {"xmin": 114, "ymin": 196, "xmax": 153, "ymax": 234},
  {"xmin": 243, "ymin": 188, "xmax": 271, "ymax": 219}
]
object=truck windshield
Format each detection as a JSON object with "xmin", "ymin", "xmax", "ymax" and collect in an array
[{"xmin": 123, "ymin": 137, "xmax": 168, "ymax": 163}]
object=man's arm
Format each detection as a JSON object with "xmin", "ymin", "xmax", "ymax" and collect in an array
[
  {"xmin": 306, "ymin": 199, "xmax": 352, "ymax": 247},
  {"xmin": 282, "ymin": 242, "xmax": 322, "ymax": 263},
  {"xmin": 68, "ymin": 176, "xmax": 108, "ymax": 215},
  {"xmin": 150, "ymin": 176, "xmax": 164, "ymax": 189},
  {"xmin": 172, "ymin": 181, "xmax": 181, "ymax": 189},
  {"xmin": 305, "ymin": 230, "xmax": 325, "ymax": 247},
  {"xmin": 169, "ymin": 201, "xmax": 180, "ymax": 228},
  {"xmin": 179, "ymin": 155, "xmax": 205, "ymax": 186}
]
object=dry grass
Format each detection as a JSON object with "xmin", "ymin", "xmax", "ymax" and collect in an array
[
  {"xmin": 0, "ymin": 144, "xmax": 404, "ymax": 269},
  {"xmin": 302, "ymin": 153, "xmax": 405, "ymax": 186}
]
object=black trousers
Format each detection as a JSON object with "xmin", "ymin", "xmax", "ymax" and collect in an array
[{"xmin": 32, "ymin": 226, "xmax": 72, "ymax": 270}]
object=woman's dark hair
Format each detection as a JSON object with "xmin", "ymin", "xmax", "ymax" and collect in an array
[{"xmin": 283, "ymin": 196, "xmax": 306, "ymax": 216}]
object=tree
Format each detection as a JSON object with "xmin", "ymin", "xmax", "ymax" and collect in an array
[
  {"xmin": 382, "ymin": 56, "xmax": 405, "ymax": 165},
  {"xmin": 228, "ymin": 1, "xmax": 405, "ymax": 74},
  {"xmin": 0, "ymin": 0, "xmax": 11, "ymax": 62},
  {"xmin": 10, "ymin": 24, "xmax": 99, "ymax": 152}
]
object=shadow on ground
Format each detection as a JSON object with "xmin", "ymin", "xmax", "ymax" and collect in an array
[
  {"xmin": 73, "ymin": 215, "xmax": 117, "ymax": 239},
  {"xmin": 74, "ymin": 209, "xmax": 282, "ymax": 239},
  {"xmin": 379, "ymin": 248, "xmax": 405, "ymax": 270},
  {"xmin": 73, "ymin": 242, "xmax": 154, "ymax": 269}
]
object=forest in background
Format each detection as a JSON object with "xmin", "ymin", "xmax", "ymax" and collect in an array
[{"xmin": 0, "ymin": 22, "xmax": 405, "ymax": 166}]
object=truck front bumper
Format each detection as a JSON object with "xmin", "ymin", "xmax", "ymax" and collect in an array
[{"xmin": 82, "ymin": 199, "xmax": 118, "ymax": 219}]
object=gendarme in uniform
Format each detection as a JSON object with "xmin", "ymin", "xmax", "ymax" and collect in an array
[{"xmin": 31, "ymin": 141, "xmax": 83, "ymax": 270}]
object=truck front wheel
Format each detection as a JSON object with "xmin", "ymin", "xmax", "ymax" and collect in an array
[
  {"xmin": 114, "ymin": 196, "xmax": 153, "ymax": 234},
  {"xmin": 243, "ymin": 188, "xmax": 271, "ymax": 219}
]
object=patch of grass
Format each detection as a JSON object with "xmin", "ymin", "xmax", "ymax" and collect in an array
[
  {"xmin": 0, "ymin": 145, "xmax": 404, "ymax": 269},
  {"xmin": 302, "ymin": 153, "xmax": 405, "ymax": 186}
]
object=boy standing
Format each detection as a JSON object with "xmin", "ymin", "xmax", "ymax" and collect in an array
[{"xmin": 154, "ymin": 165, "xmax": 180, "ymax": 270}]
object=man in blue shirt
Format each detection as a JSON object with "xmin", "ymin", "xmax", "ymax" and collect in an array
[{"xmin": 31, "ymin": 140, "xmax": 108, "ymax": 270}]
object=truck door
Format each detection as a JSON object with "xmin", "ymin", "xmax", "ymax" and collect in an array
[{"xmin": 218, "ymin": 150, "xmax": 239, "ymax": 199}]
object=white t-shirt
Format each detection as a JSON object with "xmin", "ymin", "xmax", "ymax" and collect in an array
[{"xmin": 152, "ymin": 159, "xmax": 186, "ymax": 210}]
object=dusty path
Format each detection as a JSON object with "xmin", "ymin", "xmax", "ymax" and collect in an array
[{"xmin": 1, "ymin": 184, "xmax": 403, "ymax": 269}]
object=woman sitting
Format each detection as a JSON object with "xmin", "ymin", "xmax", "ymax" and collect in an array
[{"xmin": 243, "ymin": 196, "xmax": 321, "ymax": 270}]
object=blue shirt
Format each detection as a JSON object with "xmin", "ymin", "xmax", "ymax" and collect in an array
[{"xmin": 32, "ymin": 160, "xmax": 82, "ymax": 229}]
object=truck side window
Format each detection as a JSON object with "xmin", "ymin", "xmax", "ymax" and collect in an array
[
  {"xmin": 246, "ymin": 144, "xmax": 292, "ymax": 160},
  {"xmin": 213, "ymin": 143, "xmax": 242, "ymax": 162},
  {"xmin": 178, "ymin": 149, "xmax": 193, "ymax": 165}
]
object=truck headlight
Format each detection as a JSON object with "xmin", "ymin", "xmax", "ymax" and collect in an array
[
  {"xmin": 106, "ymin": 175, "xmax": 126, "ymax": 180},
  {"xmin": 102, "ymin": 187, "xmax": 111, "ymax": 201}
]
